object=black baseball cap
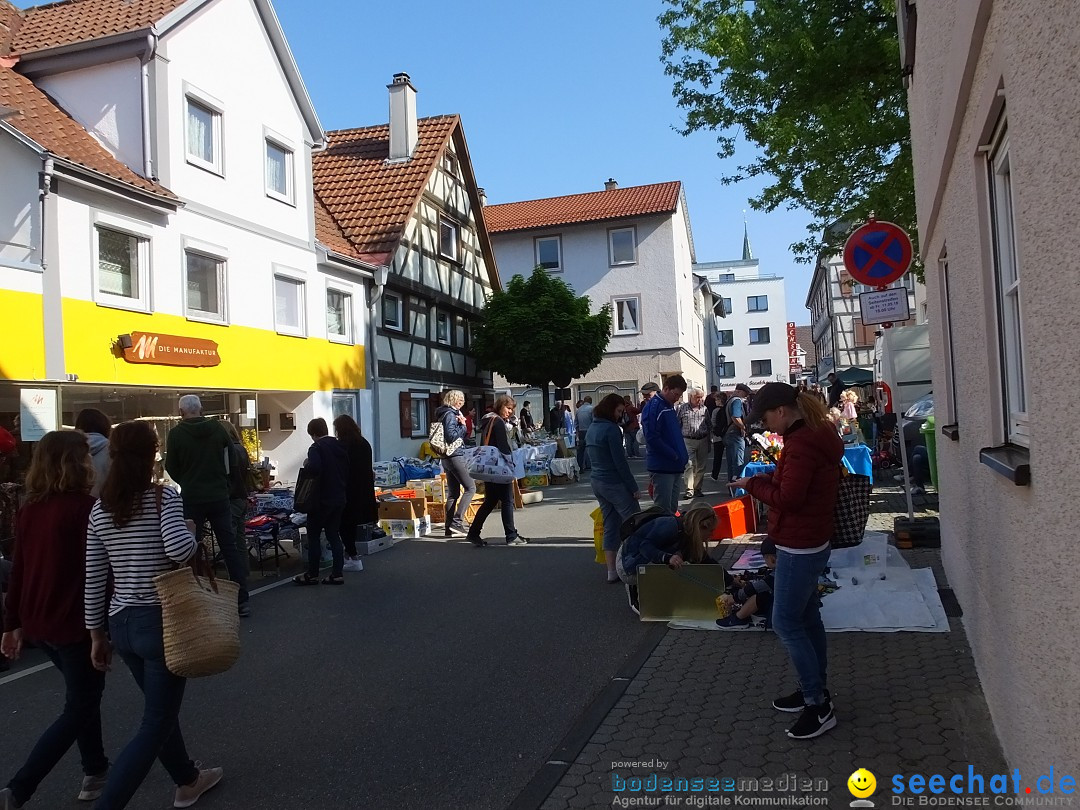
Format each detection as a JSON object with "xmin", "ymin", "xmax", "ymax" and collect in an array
[
  {"xmin": 748, "ymin": 382, "xmax": 799, "ymax": 423},
  {"xmin": 760, "ymin": 537, "xmax": 777, "ymax": 556},
  {"xmin": 640, "ymin": 382, "xmax": 661, "ymax": 393}
]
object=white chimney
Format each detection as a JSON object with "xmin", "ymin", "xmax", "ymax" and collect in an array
[
  {"xmin": 477, "ymin": 187, "xmax": 487, "ymax": 206},
  {"xmin": 605, "ymin": 178, "xmax": 618, "ymax": 191},
  {"xmin": 387, "ymin": 72, "xmax": 418, "ymax": 163}
]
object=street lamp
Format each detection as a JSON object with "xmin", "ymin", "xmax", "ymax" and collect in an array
[{"xmin": 718, "ymin": 353, "xmax": 726, "ymax": 365}]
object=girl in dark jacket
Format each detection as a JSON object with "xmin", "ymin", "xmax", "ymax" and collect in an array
[
  {"xmin": 333, "ymin": 414, "xmax": 377, "ymax": 572},
  {"xmin": 733, "ymin": 382, "xmax": 843, "ymax": 741},
  {"xmin": 465, "ymin": 395, "xmax": 528, "ymax": 548}
]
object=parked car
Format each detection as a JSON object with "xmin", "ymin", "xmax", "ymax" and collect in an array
[{"xmin": 894, "ymin": 392, "xmax": 934, "ymax": 452}]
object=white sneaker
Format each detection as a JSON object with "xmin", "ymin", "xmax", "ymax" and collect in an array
[{"xmin": 343, "ymin": 557, "xmax": 364, "ymax": 572}]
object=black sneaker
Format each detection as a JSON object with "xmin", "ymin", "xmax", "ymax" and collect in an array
[
  {"xmin": 693, "ymin": 489, "xmax": 704, "ymax": 498},
  {"xmin": 786, "ymin": 699, "xmax": 836, "ymax": 739},
  {"xmin": 772, "ymin": 689, "xmax": 831, "ymax": 713},
  {"xmin": 466, "ymin": 535, "xmax": 487, "ymax": 547},
  {"xmin": 445, "ymin": 524, "xmax": 467, "ymax": 538},
  {"xmin": 506, "ymin": 535, "xmax": 529, "ymax": 546},
  {"xmin": 626, "ymin": 584, "xmax": 640, "ymax": 616}
]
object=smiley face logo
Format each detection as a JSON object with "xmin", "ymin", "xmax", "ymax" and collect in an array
[{"xmin": 848, "ymin": 768, "xmax": 877, "ymax": 798}]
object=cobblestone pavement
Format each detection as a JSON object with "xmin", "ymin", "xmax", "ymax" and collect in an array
[{"xmin": 533, "ymin": 476, "xmax": 1009, "ymax": 810}]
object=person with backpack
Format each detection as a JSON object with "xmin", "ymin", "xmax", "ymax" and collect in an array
[
  {"xmin": 433, "ymin": 390, "xmax": 475, "ymax": 539},
  {"xmin": 710, "ymin": 392, "xmax": 730, "ymax": 480},
  {"xmin": 723, "ymin": 384, "xmax": 753, "ymax": 482}
]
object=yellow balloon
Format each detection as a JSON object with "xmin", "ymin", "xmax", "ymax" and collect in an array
[{"xmin": 848, "ymin": 768, "xmax": 877, "ymax": 798}]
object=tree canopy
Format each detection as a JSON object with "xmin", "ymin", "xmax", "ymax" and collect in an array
[
  {"xmin": 470, "ymin": 269, "xmax": 612, "ymax": 399},
  {"xmin": 660, "ymin": 0, "xmax": 917, "ymax": 266}
]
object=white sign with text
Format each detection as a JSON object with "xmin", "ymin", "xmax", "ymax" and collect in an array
[
  {"xmin": 859, "ymin": 288, "xmax": 911, "ymax": 325},
  {"xmin": 19, "ymin": 388, "xmax": 58, "ymax": 442}
]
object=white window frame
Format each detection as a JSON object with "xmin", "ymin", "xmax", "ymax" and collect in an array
[
  {"xmin": 439, "ymin": 217, "xmax": 460, "ymax": 263},
  {"xmin": 383, "ymin": 291, "xmax": 403, "ymax": 331},
  {"xmin": 409, "ymin": 393, "xmax": 429, "ymax": 439},
  {"xmin": 718, "ymin": 329, "xmax": 734, "ymax": 347},
  {"xmin": 273, "ymin": 272, "xmax": 307, "ymax": 337},
  {"xmin": 264, "ymin": 128, "xmax": 295, "ymax": 205},
  {"xmin": 747, "ymin": 295, "xmax": 769, "ymax": 312},
  {"xmin": 183, "ymin": 84, "xmax": 224, "ymax": 175},
  {"xmin": 326, "ymin": 286, "xmax": 353, "ymax": 344},
  {"xmin": 608, "ymin": 226, "xmax": 637, "ymax": 266},
  {"xmin": 92, "ymin": 214, "xmax": 152, "ymax": 312},
  {"xmin": 987, "ymin": 120, "xmax": 1028, "ymax": 444},
  {"xmin": 749, "ymin": 327, "xmax": 771, "ymax": 344},
  {"xmin": 535, "ymin": 235, "xmax": 562, "ymax": 272},
  {"xmin": 751, "ymin": 359, "xmax": 773, "ymax": 377},
  {"xmin": 612, "ymin": 295, "xmax": 642, "ymax": 336},
  {"xmin": 435, "ymin": 311, "xmax": 451, "ymax": 345},
  {"xmin": 182, "ymin": 239, "xmax": 228, "ymax": 323}
]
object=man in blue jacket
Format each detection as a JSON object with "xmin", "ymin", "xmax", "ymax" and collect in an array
[{"xmin": 640, "ymin": 374, "xmax": 689, "ymax": 513}]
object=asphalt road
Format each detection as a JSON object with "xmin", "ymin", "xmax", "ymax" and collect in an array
[{"xmin": 0, "ymin": 468, "xmax": 670, "ymax": 810}]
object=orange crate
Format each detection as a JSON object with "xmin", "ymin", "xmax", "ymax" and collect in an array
[{"xmin": 710, "ymin": 494, "xmax": 756, "ymax": 540}]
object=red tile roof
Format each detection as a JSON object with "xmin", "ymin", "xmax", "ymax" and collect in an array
[
  {"xmin": 0, "ymin": 63, "xmax": 175, "ymax": 199},
  {"xmin": 484, "ymin": 181, "xmax": 682, "ymax": 233},
  {"xmin": 0, "ymin": 1, "xmax": 22, "ymax": 55},
  {"xmin": 8, "ymin": 0, "xmax": 187, "ymax": 55},
  {"xmin": 313, "ymin": 115, "xmax": 458, "ymax": 266}
]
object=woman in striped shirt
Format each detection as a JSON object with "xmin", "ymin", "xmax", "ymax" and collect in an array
[{"xmin": 84, "ymin": 421, "xmax": 222, "ymax": 809}]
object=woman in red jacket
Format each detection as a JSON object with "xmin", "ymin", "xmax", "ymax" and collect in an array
[
  {"xmin": 0, "ymin": 430, "xmax": 109, "ymax": 807},
  {"xmin": 732, "ymin": 382, "xmax": 843, "ymax": 741}
]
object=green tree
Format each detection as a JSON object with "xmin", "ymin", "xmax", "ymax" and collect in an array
[
  {"xmin": 471, "ymin": 268, "xmax": 612, "ymax": 412},
  {"xmin": 660, "ymin": 0, "xmax": 917, "ymax": 268}
]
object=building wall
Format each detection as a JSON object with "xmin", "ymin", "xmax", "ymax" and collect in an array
[
  {"xmin": 704, "ymin": 275, "xmax": 788, "ymax": 388},
  {"xmin": 907, "ymin": 0, "xmax": 1080, "ymax": 770},
  {"xmin": 0, "ymin": 135, "xmax": 41, "ymax": 271},
  {"xmin": 36, "ymin": 59, "xmax": 145, "ymax": 173}
]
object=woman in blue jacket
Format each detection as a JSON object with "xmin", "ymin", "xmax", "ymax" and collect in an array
[
  {"xmin": 616, "ymin": 504, "xmax": 717, "ymax": 615},
  {"xmin": 586, "ymin": 394, "xmax": 640, "ymax": 584},
  {"xmin": 434, "ymin": 390, "xmax": 475, "ymax": 538}
]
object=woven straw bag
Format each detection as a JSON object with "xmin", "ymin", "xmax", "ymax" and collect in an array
[{"xmin": 154, "ymin": 544, "xmax": 240, "ymax": 678}]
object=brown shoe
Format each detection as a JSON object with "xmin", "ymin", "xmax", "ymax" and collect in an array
[{"xmin": 174, "ymin": 766, "xmax": 222, "ymax": 808}]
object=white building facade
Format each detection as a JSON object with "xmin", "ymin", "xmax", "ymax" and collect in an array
[
  {"xmin": 486, "ymin": 181, "xmax": 707, "ymax": 405},
  {"xmin": 694, "ymin": 258, "xmax": 789, "ymax": 391}
]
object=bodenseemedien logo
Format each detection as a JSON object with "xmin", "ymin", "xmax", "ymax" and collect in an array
[{"xmin": 849, "ymin": 768, "xmax": 878, "ymax": 808}]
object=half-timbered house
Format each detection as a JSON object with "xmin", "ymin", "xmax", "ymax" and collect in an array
[{"xmin": 313, "ymin": 74, "xmax": 500, "ymax": 459}]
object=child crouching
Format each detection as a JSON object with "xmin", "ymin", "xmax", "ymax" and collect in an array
[{"xmin": 716, "ymin": 537, "xmax": 777, "ymax": 629}]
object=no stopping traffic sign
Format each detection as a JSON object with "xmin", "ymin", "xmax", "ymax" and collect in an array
[{"xmin": 842, "ymin": 219, "xmax": 913, "ymax": 287}]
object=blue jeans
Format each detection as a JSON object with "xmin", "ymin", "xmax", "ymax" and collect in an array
[
  {"xmin": 724, "ymin": 433, "xmax": 747, "ymax": 482},
  {"xmin": 467, "ymin": 481, "xmax": 518, "ymax": 541},
  {"xmin": 650, "ymin": 472, "xmax": 681, "ymax": 514},
  {"xmin": 592, "ymin": 478, "xmax": 639, "ymax": 552},
  {"xmin": 305, "ymin": 502, "xmax": 345, "ymax": 577},
  {"xmin": 576, "ymin": 432, "xmax": 590, "ymax": 470},
  {"xmin": 185, "ymin": 497, "xmax": 249, "ymax": 605},
  {"xmin": 624, "ymin": 429, "xmax": 640, "ymax": 458},
  {"xmin": 6, "ymin": 638, "xmax": 107, "ymax": 805},
  {"xmin": 772, "ymin": 547, "xmax": 831, "ymax": 706},
  {"xmin": 97, "ymin": 606, "xmax": 198, "ymax": 809}
]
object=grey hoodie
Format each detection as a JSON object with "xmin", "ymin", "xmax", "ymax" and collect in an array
[{"xmin": 86, "ymin": 432, "xmax": 110, "ymax": 498}]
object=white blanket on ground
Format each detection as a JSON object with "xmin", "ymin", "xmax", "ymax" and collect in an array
[{"xmin": 671, "ymin": 532, "xmax": 951, "ymax": 633}]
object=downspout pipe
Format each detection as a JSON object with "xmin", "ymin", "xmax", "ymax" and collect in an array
[
  {"xmin": 140, "ymin": 34, "xmax": 157, "ymax": 180},
  {"xmin": 367, "ymin": 266, "xmax": 389, "ymax": 460}
]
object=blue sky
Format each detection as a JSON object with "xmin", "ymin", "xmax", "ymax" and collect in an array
[{"xmin": 17, "ymin": 0, "xmax": 816, "ymax": 322}]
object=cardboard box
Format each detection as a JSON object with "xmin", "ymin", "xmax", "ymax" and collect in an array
[
  {"xmin": 522, "ymin": 474, "xmax": 549, "ymax": 488},
  {"xmin": 378, "ymin": 500, "xmax": 418, "ymax": 521},
  {"xmin": 357, "ymin": 535, "xmax": 393, "ymax": 555},
  {"xmin": 428, "ymin": 502, "xmax": 446, "ymax": 525},
  {"xmin": 710, "ymin": 494, "xmax": 756, "ymax": 540},
  {"xmin": 378, "ymin": 517, "xmax": 424, "ymax": 540}
]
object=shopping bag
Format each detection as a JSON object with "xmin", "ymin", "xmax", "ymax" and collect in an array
[
  {"xmin": 590, "ymin": 506, "xmax": 605, "ymax": 564},
  {"xmin": 465, "ymin": 444, "xmax": 517, "ymax": 483},
  {"xmin": 831, "ymin": 470, "xmax": 873, "ymax": 548},
  {"xmin": 427, "ymin": 419, "xmax": 462, "ymax": 458},
  {"xmin": 293, "ymin": 466, "xmax": 319, "ymax": 513}
]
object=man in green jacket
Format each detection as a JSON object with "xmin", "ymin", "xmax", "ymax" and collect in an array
[{"xmin": 165, "ymin": 394, "xmax": 250, "ymax": 616}]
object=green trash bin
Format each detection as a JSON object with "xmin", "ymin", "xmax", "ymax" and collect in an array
[{"xmin": 919, "ymin": 415, "xmax": 938, "ymax": 490}]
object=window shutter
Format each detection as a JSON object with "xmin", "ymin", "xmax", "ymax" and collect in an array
[
  {"xmin": 399, "ymin": 392, "xmax": 413, "ymax": 438},
  {"xmin": 838, "ymin": 271, "xmax": 853, "ymax": 297}
]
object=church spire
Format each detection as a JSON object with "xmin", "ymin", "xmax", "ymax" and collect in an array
[{"xmin": 741, "ymin": 214, "xmax": 753, "ymax": 261}]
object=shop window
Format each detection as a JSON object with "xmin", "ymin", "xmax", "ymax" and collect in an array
[
  {"xmin": 383, "ymin": 292, "xmax": 402, "ymax": 330},
  {"xmin": 747, "ymin": 295, "xmax": 769, "ymax": 312},
  {"xmin": 439, "ymin": 217, "xmax": 460, "ymax": 262},
  {"xmin": 332, "ymin": 392, "xmax": 357, "ymax": 425},
  {"xmin": 609, "ymin": 227, "xmax": 636, "ymax": 266},
  {"xmin": 987, "ymin": 118, "xmax": 1028, "ymax": 444},
  {"xmin": 613, "ymin": 296, "xmax": 641, "ymax": 335},
  {"xmin": 96, "ymin": 226, "xmax": 149, "ymax": 310},
  {"xmin": 326, "ymin": 288, "xmax": 352, "ymax": 343},
  {"xmin": 718, "ymin": 329, "xmax": 734, "ymax": 347},
  {"xmin": 185, "ymin": 90, "xmax": 223, "ymax": 174},
  {"xmin": 749, "ymin": 327, "xmax": 771, "ymax": 344},
  {"xmin": 265, "ymin": 137, "xmax": 293, "ymax": 203},
  {"xmin": 535, "ymin": 235, "xmax": 562, "ymax": 271},
  {"xmin": 184, "ymin": 250, "xmax": 226, "ymax": 322},
  {"xmin": 274, "ymin": 275, "xmax": 305, "ymax": 336},
  {"xmin": 751, "ymin": 359, "xmax": 772, "ymax": 376}
]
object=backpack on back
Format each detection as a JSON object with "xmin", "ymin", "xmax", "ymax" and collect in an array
[
  {"xmin": 618, "ymin": 505, "xmax": 673, "ymax": 543},
  {"xmin": 711, "ymin": 405, "xmax": 729, "ymax": 438}
]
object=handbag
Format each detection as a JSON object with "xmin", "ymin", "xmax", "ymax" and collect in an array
[
  {"xmin": 831, "ymin": 467, "xmax": 873, "ymax": 548},
  {"xmin": 293, "ymin": 465, "xmax": 319, "ymax": 513},
  {"xmin": 428, "ymin": 418, "xmax": 462, "ymax": 458},
  {"xmin": 465, "ymin": 417, "xmax": 517, "ymax": 483},
  {"xmin": 151, "ymin": 488, "xmax": 240, "ymax": 678}
]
